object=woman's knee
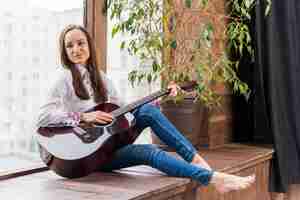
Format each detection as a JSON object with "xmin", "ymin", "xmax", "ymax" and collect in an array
[
  {"xmin": 138, "ymin": 104, "xmax": 160, "ymax": 117},
  {"xmin": 134, "ymin": 104, "xmax": 164, "ymax": 131}
]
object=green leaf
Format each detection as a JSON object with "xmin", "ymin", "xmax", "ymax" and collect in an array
[
  {"xmin": 137, "ymin": 8, "xmax": 145, "ymax": 18},
  {"xmin": 120, "ymin": 41, "xmax": 126, "ymax": 49},
  {"xmin": 128, "ymin": 70, "xmax": 138, "ymax": 87},
  {"xmin": 200, "ymin": 0, "xmax": 208, "ymax": 8},
  {"xmin": 245, "ymin": 0, "xmax": 252, "ymax": 9},
  {"xmin": 246, "ymin": 32, "xmax": 251, "ymax": 43},
  {"xmin": 147, "ymin": 74, "xmax": 152, "ymax": 84},
  {"xmin": 170, "ymin": 40, "xmax": 177, "ymax": 49},
  {"xmin": 152, "ymin": 60, "xmax": 159, "ymax": 72},
  {"xmin": 265, "ymin": 0, "xmax": 272, "ymax": 16},
  {"xmin": 185, "ymin": 0, "xmax": 192, "ymax": 8},
  {"xmin": 111, "ymin": 25, "xmax": 120, "ymax": 38},
  {"xmin": 138, "ymin": 74, "xmax": 145, "ymax": 84},
  {"xmin": 125, "ymin": 17, "xmax": 134, "ymax": 31},
  {"xmin": 202, "ymin": 23, "xmax": 214, "ymax": 44},
  {"xmin": 239, "ymin": 43, "xmax": 243, "ymax": 55},
  {"xmin": 206, "ymin": 23, "xmax": 214, "ymax": 33}
]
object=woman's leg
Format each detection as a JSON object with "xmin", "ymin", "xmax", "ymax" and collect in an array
[
  {"xmin": 132, "ymin": 104, "xmax": 210, "ymax": 169},
  {"xmin": 100, "ymin": 144, "xmax": 255, "ymax": 193},
  {"xmin": 100, "ymin": 144, "xmax": 213, "ymax": 186}
]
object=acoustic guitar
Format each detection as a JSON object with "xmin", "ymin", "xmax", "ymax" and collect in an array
[{"xmin": 36, "ymin": 82, "xmax": 196, "ymax": 178}]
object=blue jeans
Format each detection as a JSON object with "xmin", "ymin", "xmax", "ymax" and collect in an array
[{"xmin": 101, "ymin": 104, "xmax": 213, "ymax": 185}]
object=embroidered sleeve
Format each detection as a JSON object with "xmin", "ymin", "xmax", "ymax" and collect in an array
[
  {"xmin": 36, "ymin": 72, "xmax": 80, "ymax": 128},
  {"xmin": 68, "ymin": 112, "xmax": 81, "ymax": 122}
]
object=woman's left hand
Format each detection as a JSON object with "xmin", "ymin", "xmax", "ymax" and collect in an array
[{"xmin": 167, "ymin": 81, "xmax": 180, "ymax": 97}]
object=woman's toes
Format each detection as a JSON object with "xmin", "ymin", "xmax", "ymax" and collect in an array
[{"xmin": 211, "ymin": 172, "xmax": 255, "ymax": 194}]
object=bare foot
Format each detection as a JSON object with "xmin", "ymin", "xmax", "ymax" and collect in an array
[
  {"xmin": 191, "ymin": 154, "xmax": 212, "ymax": 171},
  {"xmin": 210, "ymin": 172, "xmax": 255, "ymax": 194}
]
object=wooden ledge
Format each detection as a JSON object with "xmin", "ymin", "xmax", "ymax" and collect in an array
[
  {"xmin": 0, "ymin": 144, "xmax": 274, "ymax": 200},
  {"xmin": 198, "ymin": 143, "xmax": 274, "ymax": 173}
]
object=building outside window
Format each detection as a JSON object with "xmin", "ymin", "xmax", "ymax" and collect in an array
[{"xmin": 0, "ymin": 0, "xmax": 84, "ymax": 173}]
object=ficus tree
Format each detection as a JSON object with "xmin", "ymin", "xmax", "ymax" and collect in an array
[{"xmin": 106, "ymin": 0, "xmax": 271, "ymax": 106}]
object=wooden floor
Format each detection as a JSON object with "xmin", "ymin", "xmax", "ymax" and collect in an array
[{"xmin": 0, "ymin": 143, "xmax": 273, "ymax": 200}]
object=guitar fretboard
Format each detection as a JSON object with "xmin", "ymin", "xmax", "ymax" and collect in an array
[{"xmin": 111, "ymin": 88, "xmax": 169, "ymax": 117}]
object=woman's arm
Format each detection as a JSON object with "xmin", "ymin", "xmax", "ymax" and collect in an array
[{"xmin": 36, "ymin": 72, "xmax": 81, "ymax": 128}]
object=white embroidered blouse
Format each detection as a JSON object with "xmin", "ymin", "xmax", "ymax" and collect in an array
[{"xmin": 36, "ymin": 64, "xmax": 125, "ymax": 129}]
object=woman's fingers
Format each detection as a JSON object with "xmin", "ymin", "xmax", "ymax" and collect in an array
[
  {"xmin": 82, "ymin": 111, "xmax": 113, "ymax": 124},
  {"xmin": 96, "ymin": 116, "xmax": 112, "ymax": 123},
  {"xmin": 98, "ymin": 111, "xmax": 113, "ymax": 120},
  {"xmin": 95, "ymin": 111, "xmax": 113, "ymax": 123},
  {"xmin": 167, "ymin": 82, "xmax": 179, "ymax": 97},
  {"xmin": 94, "ymin": 118, "xmax": 107, "ymax": 124}
]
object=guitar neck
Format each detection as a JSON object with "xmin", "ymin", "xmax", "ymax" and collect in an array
[
  {"xmin": 111, "ymin": 88, "xmax": 169, "ymax": 118},
  {"xmin": 110, "ymin": 81, "xmax": 197, "ymax": 118}
]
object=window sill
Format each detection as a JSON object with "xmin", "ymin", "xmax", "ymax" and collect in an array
[
  {"xmin": 0, "ymin": 164, "xmax": 48, "ymax": 180},
  {"xmin": 0, "ymin": 154, "xmax": 48, "ymax": 180}
]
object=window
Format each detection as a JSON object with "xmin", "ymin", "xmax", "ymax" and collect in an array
[
  {"xmin": 32, "ymin": 40, "xmax": 40, "ymax": 49},
  {"xmin": 22, "ymin": 24, "xmax": 27, "ymax": 32},
  {"xmin": 4, "ymin": 24, "xmax": 13, "ymax": 34},
  {"xmin": 32, "ymin": 56, "xmax": 40, "ymax": 64},
  {"xmin": 22, "ymin": 40, "xmax": 27, "ymax": 48},
  {"xmin": 7, "ymin": 72, "xmax": 13, "ymax": 81},
  {"xmin": 0, "ymin": 0, "xmax": 84, "ymax": 174},
  {"xmin": 2, "ymin": 40, "xmax": 9, "ymax": 48}
]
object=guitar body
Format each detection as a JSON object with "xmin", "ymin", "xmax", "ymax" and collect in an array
[{"xmin": 36, "ymin": 103, "xmax": 140, "ymax": 178}]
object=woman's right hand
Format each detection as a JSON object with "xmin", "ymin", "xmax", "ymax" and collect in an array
[{"xmin": 80, "ymin": 111, "xmax": 113, "ymax": 124}]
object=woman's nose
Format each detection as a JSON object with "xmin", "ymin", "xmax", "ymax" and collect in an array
[{"xmin": 72, "ymin": 45, "xmax": 80, "ymax": 53}]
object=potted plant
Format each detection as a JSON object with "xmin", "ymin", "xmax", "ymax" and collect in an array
[{"xmin": 106, "ymin": 0, "xmax": 271, "ymax": 148}]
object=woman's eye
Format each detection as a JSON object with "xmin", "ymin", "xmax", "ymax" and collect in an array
[
  {"xmin": 78, "ymin": 41, "xmax": 85, "ymax": 46},
  {"xmin": 66, "ymin": 44, "xmax": 73, "ymax": 48}
]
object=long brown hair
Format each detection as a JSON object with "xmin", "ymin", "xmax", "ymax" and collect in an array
[{"xmin": 59, "ymin": 24, "xmax": 107, "ymax": 103}]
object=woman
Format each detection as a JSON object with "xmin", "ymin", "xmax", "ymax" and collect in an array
[{"xmin": 37, "ymin": 24, "xmax": 255, "ymax": 194}]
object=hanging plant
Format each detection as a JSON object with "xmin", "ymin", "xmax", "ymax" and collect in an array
[{"xmin": 106, "ymin": 0, "xmax": 271, "ymax": 107}]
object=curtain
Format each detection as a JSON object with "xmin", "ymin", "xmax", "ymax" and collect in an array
[{"xmin": 234, "ymin": 0, "xmax": 300, "ymax": 192}]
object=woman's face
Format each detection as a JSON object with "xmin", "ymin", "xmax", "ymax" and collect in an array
[{"xmin": 64, "ymin": 29, "xmax": 90, "ymax": 65}]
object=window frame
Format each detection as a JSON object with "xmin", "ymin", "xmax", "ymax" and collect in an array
[
  {"xmin": 0, "ymin": 0, "xmax": 107, "ymax": 180},
  {"xmin": 85, "ymin": 0, "xmax": 107, "ymax": 72}
]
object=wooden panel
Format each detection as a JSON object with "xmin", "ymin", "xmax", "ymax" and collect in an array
[
  {"xmin": 85, "ymin": 0, "xmax": 107, "ymax": 71},
  {"xmin": 196, "ymin": 159, "xmax": 271, "ymax": 200}
]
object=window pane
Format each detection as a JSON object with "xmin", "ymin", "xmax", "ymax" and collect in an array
[{"xmin": 0, "ymin": 0, "xmax": 84, "ymax": 172}]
